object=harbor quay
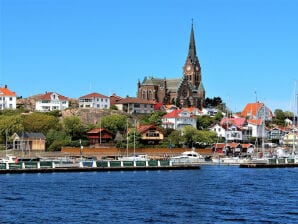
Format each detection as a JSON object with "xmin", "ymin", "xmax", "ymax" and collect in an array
[{"xmin": 0, "ymin": 159, "xmax": 200, "ymax": 174}]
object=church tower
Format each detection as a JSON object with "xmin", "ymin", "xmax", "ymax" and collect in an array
[
  {"xmin": 178, "ymin": 21, "xmax": 205, "ymax": 109},
  {"xmin": 183, "ymin": 21, "xmax": 202, "ymax": 88}
]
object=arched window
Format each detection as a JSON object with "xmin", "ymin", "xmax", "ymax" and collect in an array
[
  {"xmin": 142, "ymin": 91, "xmax": 146, "ymax": 99},
  {"xmin": 148, "ymin": 90, "xmax": 153, "ymax": 100}
]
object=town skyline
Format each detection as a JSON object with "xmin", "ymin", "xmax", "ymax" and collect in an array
[{"xmin": 1, "ymin": 0, "xmax": 297, "ymax": 113}]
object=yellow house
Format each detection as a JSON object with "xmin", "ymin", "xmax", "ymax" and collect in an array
[
  {"xmin": 282, "ymin": 132, "xmax": 298, "ymax": 147},
  {"xmin": 12, "ymin": 132, "xmax": 46, "ymax": 151}
]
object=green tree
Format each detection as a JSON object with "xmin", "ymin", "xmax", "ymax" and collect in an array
[
  {"xmin": 182, "ymin": 126, "xmax": 198, "ymax": 147},
  {"xmin": 140, "ymin": 111, "xmax": 166, "ymax": 126},
  {"xmin": 62, "ymin": 116, "xmax": 86, "ymax": 140},
  {"xmin": 194, "ymin": 130, "xmax": 218, "ymax": 147},
  {"xmin": 167, "ymin": 130, "xmax": 183, "ymax": 148},
  {"xmin": 197, "ymin": 116, "xmax": 214, "ymax": 130},
  {"xmin": 273, "ymin": 109, "xmax": 286, "ymax": 126},
  {"xmin": 0, "ymin": 115, "xmax": 24, "ymax": 143},
  {"xmin": 46, "ymin": 129, "xmax": 71, "ymax": 151},
  {"xmin": 101, "ymin": 114, "xmax": 127, "ymax": 135},
  {"xmin": 22, "ymin": 112, "xmax": 60, "ymax": 134}
]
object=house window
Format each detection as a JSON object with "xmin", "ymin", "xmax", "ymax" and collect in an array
[{"xmin": 9, "ymin": 97, "xmax": 13, "ymax": 101}]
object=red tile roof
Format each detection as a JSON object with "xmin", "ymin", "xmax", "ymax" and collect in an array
[
  {"xmin": 163, "ymin": 109, "xmax": 195, "ymax": 119},
  {"xmin": 80, "ymin": 92, "xmax": 109, "ymax": 99},
  {"xmin": 220, "ymin": 117, "xmax": 246, "ymax": 127},
  {"xmin": 37, "ymin": 92, "xmax": 69, "ymax": 100},
  {"xmin": 163, "ymin": 109, "xmax": 183, "ymax": 119},
  {"xmin": 137, "ymin": 124, "xmax": 163, "ymax": 134},
  {"xmin": 241, "ymin": 102, "xmax": 263, "ymax": 117},
  {"xmin": 0, "ymin": 86, "xmax": 16, "ymax": 96},
  {"xmin": 247, "ymin": 119, "xmax": 263, "ymax": 126},
  {"xmin": 110, "ymin": 93, "xmax": 123, "ymax": 106}
]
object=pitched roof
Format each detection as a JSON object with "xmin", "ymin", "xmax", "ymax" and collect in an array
[
  {"xmin": 163, "ymin": 109, "xmax": 195, "ymax": 119},
  {"xmin": 137, "ymin": 125, "xmax": 162, "ymax": 134},
  {"xmin": 110, "ymin": 93, "xmax": 123, "ymax": 106},
  {"xmin": 241, "ymin": 102, "xmax": 263, "ymax": 117},
  {"xmin": 247, "ymin": 119, "xmax": 263, "ymax": 126},
  {"xmin": 0, "ymin": 86, "xmax": 16, "ymax": 97},
  {"xmin": 220, "ymin": 117, "xmax": 246, "ymax": 127},
  {"xmin": 17, "ymin": 132, "xmax": 45, "ymax": 139},
  {"xmin": 80, "ymin": 92, "xmax": 109, "ymax": 99},
  {"xmin": 37, "ymin": 92, "xmax": 69, "ymax": 100},
  {"xmin": 116, "ymin": 97, "xmax": 156, "ymax": 105}
]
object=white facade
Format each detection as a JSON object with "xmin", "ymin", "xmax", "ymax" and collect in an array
[
  {"xmin": 35, "ymin": 92, "xmax": 69, "ymax": 112},
  {"xmin": 210, "ymin": 124, "xmax": 226, "ymax": 138},
  {"xmin": 79, "ymin": 93, "xmax": 110, "ymax": 109},
  {"xmin": 162, "ymin": 109, "xmax": 196, "ymax": 130},
  {"xmin": 0, "ymin": 86, "xmax": 17, "ymax": 110}
]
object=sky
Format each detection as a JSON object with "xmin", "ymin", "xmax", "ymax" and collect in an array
[{"xmin": 0, "ymin": 0, "xmax": 297, "ymax": 113}]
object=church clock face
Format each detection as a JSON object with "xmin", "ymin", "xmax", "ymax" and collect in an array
[
  {"xmin": 195, "ymin": 66, "xmax": 199, "ymax": 71},
  {"xmin": 186, "ymin": 65, "xmax": 191, "ymax": 71}
]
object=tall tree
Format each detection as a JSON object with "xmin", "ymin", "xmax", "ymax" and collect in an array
[{"xmin": 22, "ymin": 112, "xmax": 60, "ymax": 134}]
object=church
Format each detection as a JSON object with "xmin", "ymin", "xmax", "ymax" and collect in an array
[{"xmin": 137, "ymin": 23, "xmax": 206, "ymax": 109}]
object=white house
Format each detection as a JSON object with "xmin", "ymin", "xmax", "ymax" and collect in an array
[
  {"xmin": 162, "ymin": 109, "xmax": 196, "ymax": 130},
  {"xmin": 247, "ymin": 119, "xmax": 265, "ymax": 138},
  {"xmin": 79, "ymin": 92, "xmax": 110, "ymax": 109},
  {"xmin": 115, "ymin": 97, "xmax": 155, "ymax": 114},
  {"xmin": 209, "ymin": 123, "xmax": 226, "ymax": 138},
  {"xmin": 35, "ymin": 92, "xmax": 69, "ymax": 112},
  {"xmin": 0, "ymin": 85, "xmax": 16, "ymax": 110}
]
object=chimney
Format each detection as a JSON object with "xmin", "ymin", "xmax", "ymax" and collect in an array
[{"xmin": 4, "ymin": 84, "xmax": 7, "ymax": 89}]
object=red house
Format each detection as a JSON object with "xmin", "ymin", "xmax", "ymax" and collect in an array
[{"xmin": 87, "ymin": 128, "xmax": 113, "ymax": 146}]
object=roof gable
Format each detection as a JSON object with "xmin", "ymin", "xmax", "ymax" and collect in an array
[
  {"xmin": 80, "ymin": 92, "xmax": 109, "ymax": 99},
  {"xmin": 0, "ymin": 86, "xmax": 16, "ymax": 97}
]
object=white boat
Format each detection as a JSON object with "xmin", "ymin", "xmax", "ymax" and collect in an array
[
  {"xmin": 170, "ymin": 151, "xmax": 205, "ymax": 164},
  {"xmin": 0, "ymin": 154, "xmax": 18, "ymax": 163},
  {"xmin": 118, "ymin": 154, "xmax": 149, "ymax": 161},
  {"xmin": 212, "ymin": 156, "xmax": 251, "ymax": 165}
]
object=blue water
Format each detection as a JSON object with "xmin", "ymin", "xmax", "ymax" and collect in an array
[{"xmin": 1, "ymin": 166, "xmax": 298, "ymax": 224}]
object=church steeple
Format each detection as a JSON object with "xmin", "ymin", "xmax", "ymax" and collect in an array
[
  {"xmin": 183, "ymin": 20, "xmax": 201, "ymax": 88},
  {"xmin": 187, "ymin": 20, "xmax": 198, "ymax": 64}
]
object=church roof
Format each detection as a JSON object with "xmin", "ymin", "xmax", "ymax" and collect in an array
[
  {"xmin": 142, "ymin": 77, "xmax": 164, "ymax": 86},
  {"xmin": 167, "ymin": 78, "xmax": 182, "ymax": 92}
]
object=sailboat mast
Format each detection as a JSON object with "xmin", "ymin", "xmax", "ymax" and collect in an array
[
  {"xmin": 126, "ymin": 119, "xmax": 129, "ymax": 156},
  {"xmin": 293, "ymin": 81, "xmax": 297, "ymax": 154}
]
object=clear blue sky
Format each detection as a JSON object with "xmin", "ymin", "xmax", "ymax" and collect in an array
[{"xmin": 0, "ymin": 0, "xmax": 297, "ymax": 113}]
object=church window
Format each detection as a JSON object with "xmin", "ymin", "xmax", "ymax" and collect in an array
[
  {"xmin": 142, "ymin": 91, "xmax": 146, "ymax": 99},
  {"xmin": 148, "ymin": 91, "xmax": 153, "ymax": 100}
]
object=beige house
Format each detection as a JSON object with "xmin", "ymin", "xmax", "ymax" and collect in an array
[
  {"xmin": 282, "ymin": 132, "xmax": 298, "ymax": 147},
  {"xmin": 12, "ymin": 132, "xmax": 46, "ymax": 151}
]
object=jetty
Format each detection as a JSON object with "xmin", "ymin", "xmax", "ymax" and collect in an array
[{"xmin": 0, "ymin": 159, "xmax": 200, "ymax": 174}]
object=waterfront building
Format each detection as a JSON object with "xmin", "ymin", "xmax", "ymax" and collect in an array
[
  {"xmin": 0, "ymin": 85, "xmax": 16, "ymax": 110},
  {"xmin": 35, "ymin": 92, "xmax": 69, "ymax": 112},
  {"xmin": 137, "ymin": 22, "xmax": 205, "ymax": 109},
  {"xmin": 79, "ymin": 92, "xmax": 110, "ymax": 109},
  {"xmin": 11, "ymin": 132, "xmax": 46, "ymax": 151},
  {"xmin": 137, "ymin": 124, "xmax": 164, "ymax": 145}
]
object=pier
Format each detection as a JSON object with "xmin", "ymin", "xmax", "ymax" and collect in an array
[{"xmin": 0, "ymin": 160, "xmax": 200, "ymax": 174}]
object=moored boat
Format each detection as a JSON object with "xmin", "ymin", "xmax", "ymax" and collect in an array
[{"xmin": 170, "ymin": 151, "xmax": 205, "ymax": 165}]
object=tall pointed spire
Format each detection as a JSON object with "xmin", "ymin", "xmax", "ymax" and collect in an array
[{"xmin": 187, "ymin": 19, "xmax": 198, "ymax": 64}]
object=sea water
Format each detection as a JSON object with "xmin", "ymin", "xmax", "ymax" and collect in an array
[{"xmin": 1, "ymin": 166, "xmax": 297, "ymax": 224}]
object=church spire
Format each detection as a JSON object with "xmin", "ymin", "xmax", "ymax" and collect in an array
[{"xmin": 187, "ymin": 20, "xmax": 198, "ymax": 64}]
